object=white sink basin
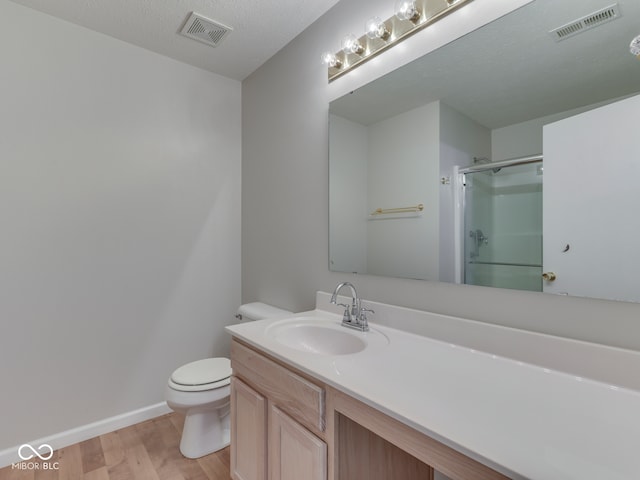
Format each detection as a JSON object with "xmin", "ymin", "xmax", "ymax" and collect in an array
[{"xmin": 266, "ymin": 316, "xmax": 384, "ymax": 355}]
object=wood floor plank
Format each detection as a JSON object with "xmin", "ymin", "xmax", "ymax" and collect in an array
[
  {"xmin": 79, "ymin": 437, "xmax": 105, "ymax": 474},
  {"xmin": 152, "ymin": 416, "xmax": 181, "ymax": 451},
  {"xmin": 33, "ymin": 471, "xmax": 57, "ymax": 480},
  {"xmin": 98, "ymin": 432, "xmax": 123, "ymax": 468},
  {"xmin": 0, "ymin": 451, "xmax": 61, "ymax": 480},
  {"xmin": 134, "ymin": 420, "xmax": 164, "ymax": 463},
  {"xmin": 113, "ymin": 426, "xmax": 140, "ymax": 451},
  {"xmin": 104, "ymin": 460, "xmax": 134, "ymax": 480},
  {"xmin": 33, "ymin": 458, "xmax": 59, "ymax": 480},
  {"xmin": 123, "ymin": 444, "xmax": 160, "ymax": 480},
  {"xmin": 174, "ymin": 459, "xmax": 208, "ymax": 480},
  {"xmin": 136, "ymin": 416, "xmax": 187, "ymax": 480},
  {"xmin": 168, "ymin": 413, "xmax": 185, "ymax": 433},
  {"xmin": 0, "ymin": 414, "xmax": 230, "ymax": 480},
  {"xmin": 57, "ymin": 443, "xmax": 83, "ymax": 480},
  {"xmin": 196, "ymin": 450, "xmax": 230, "ymax": 480},
  {"xmin": 0, "ymin": 465, "xmax": 36, "ymax": 480},
  {"xmin": 81, "ymin": 467, "xmax": 108, "ymax": 480}
]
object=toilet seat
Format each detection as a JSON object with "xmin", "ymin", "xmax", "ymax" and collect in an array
[{"xmin": 169, "ymin": 358, "xmax": 231, "ymax": 392}]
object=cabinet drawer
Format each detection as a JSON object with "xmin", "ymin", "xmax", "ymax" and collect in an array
[{"xmin": 231, "ymin": 340, "xmax": 325, "ymax": 433}]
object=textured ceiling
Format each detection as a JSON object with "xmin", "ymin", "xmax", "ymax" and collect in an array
[{"xmin": 9, "ymin": 0, "xmax": 341, "ymax": 80}]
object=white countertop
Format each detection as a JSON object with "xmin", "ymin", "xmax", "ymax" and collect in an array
[{"xmin": 226, "ymin": 302, "xmax": 640, "ymax": 479}]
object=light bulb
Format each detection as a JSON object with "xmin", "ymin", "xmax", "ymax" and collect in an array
[
  {"xmin": 365, "ymin": 17, "xmax": 390, "ymax": 41},
  {"xmin": 341, "ymin": 34, "xmax": 364, "ymax": 56},
  {"xmin": 394, "ymin": 0, "xmax": 420, "ymax": 23},
  {"xmin": 630, "ymin": 35, "xmax": 640, "ymax": 57},
  {"xmin": 321, "ymin": 51, "xmax": 342, "ymax": 68}
]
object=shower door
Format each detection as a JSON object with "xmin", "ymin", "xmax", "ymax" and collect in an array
[{"xmin": 462, "ymin": 161, "xmax": 543, "ymax": 291}]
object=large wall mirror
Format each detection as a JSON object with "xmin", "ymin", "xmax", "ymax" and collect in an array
[{"xmin": 329, "ymin": 0, "xmax": 640, "ymax": 303}]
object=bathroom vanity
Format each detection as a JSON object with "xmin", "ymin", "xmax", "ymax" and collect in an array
[{"xmin": 226, "ymin": 293, "xmax": 640, "ymax": 480}]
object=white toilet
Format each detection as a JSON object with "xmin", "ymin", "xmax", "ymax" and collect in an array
[{"xmin": 165, "ymin": 302, "xmax": 291, "ymax": 459}]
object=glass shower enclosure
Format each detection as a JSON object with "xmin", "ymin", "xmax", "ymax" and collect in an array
[{"xmin": 458, "ymin": 157, "xmax": 543, "ymax": 291}]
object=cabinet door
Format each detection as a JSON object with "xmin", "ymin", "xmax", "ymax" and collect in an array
[
  {"xmin": 269, "ymin": 405, "xmax": 327, "ymax": 480},
  {"xmin": 231, "ymin": 377, "xmax": 267, "ymax": 480}
]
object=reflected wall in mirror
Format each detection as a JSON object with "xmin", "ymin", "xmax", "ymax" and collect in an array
[{"xmin": 329, "ymin": 0, "xmax": 640, "ymax": 302}]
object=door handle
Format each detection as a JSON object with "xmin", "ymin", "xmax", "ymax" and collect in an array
[{"xmin": 542, "ymin": 272, "xmax": 557, "ymax": 282}]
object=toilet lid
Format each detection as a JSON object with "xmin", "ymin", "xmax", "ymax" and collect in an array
[{"xmin": 170, "ymin": 358, "xmax": 231, "ymax": 386}]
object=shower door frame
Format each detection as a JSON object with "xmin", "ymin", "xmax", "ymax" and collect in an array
[{"xmin": 453, "ymin": 154, "xmax": 543, "ymax": 285}]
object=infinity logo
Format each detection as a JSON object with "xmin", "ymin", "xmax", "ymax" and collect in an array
[{"xmin": 18, "ymin": 444, "xmax": 54, "ymax": 461}]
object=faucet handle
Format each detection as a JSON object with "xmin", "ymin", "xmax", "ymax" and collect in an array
[
  {"xmin": 335, "ymin": 302, "xmax": 352, "ymax": 322},
  {"xmin": 358, "ymin": 306, "xmax": 374, "ymax": 323}
]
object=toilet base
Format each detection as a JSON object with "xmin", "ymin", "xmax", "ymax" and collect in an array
[{"xmin": 179, "ymin": 402, "xmax": 230, "ymax": 458}]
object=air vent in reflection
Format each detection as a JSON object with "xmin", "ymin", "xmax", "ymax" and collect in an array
[{"xmin": 549, "ymin": 4, "xmax": 621, "ymax": 42}]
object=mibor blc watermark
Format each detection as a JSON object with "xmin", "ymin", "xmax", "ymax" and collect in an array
[{"xmin": 12, "ymin": 443, "xmax": 60, "ymax": 471}]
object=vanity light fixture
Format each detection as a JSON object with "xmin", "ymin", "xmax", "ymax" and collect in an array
[
  {"xmin": 341, "ymin": 34, "xmax": 365, "ymax": 56},
  {"xmin": 395, "ymin": 0, "xmax": 421, "ymax": 24},
  {"xmin": 631, "ymin": 35, "xmax": 640, "ymax": 58},
  {"xmin": 365, "ymin": 16, "xmax": 391, "ymax": 41},
  {"xmin": 324, "ymin": 0, "xmax": 474, "ymax": 82},
  {"xmin": 321, "ymin": 51, "xmax": 342, "ymax": 68}
]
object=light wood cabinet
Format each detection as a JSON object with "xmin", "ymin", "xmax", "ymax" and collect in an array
[
  {"xmin": 230, "ymin": 340, "xmax": 327, "ymax": 480},
  {"xmin": 230, "ymin": 340, "xmax": 325, "ymax": 433},
  {"xmin": 270, "ymin": 405, "xmax": 327, "ymax": 480},
  {"xmin": 230, "ymin": 377, "xmax": 267, "ymax": 480},
  {"xmin": 230, "ymin": 338, "xmax": 510, "ymax": 480}
]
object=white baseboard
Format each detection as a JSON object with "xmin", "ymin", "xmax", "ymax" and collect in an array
[{"xmin": 0, "ymin": 402, "xmax": 172, "ymax": 469}]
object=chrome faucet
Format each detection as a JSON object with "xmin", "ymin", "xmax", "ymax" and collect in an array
[{"xmin": 330, "ymin": 282, "xmax": 373, "ymax": 332}]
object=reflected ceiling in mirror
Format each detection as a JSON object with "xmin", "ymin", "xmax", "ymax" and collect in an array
[
  {"xmin": 328, "ymin": 0, "xmax": 640, "ymax": 301},
  {"xmin": 331, "ymin": 0, "xmax": 640, "ymax": 129}
]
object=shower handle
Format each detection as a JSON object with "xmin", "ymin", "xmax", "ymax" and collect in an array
[
  {"xmin": 470, "ymin": 229, "xmax": 488, "ymax": 241},
  {"xmin": 469, "ymin": 229, "xmax": 488, "ymax": 258}
]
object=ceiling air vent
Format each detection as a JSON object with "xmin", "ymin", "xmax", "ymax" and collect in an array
[
  {"xmin": 549, "ymin": 3, "xmax": 621, "ymax": 42},
  {"xmin": 180, "ymin": 12, "xmax": 232, "ymax": 48}
]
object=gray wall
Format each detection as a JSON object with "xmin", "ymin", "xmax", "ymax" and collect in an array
[
  {"xmin": 328, "ymin": 114, "xmax": 368, "ymax": 274},
  {"xmin": 366, "ymin": 102, "xmax": 440, "ymax": 280},
  {"xmin": 0, "ymin": 1, "xmax": 241, "ymax": 450},
  {"xmin": 241, "ymin": 0, "xmax": 640, "ymax": 351}
]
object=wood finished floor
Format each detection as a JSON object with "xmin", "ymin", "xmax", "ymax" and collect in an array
[{"xmin": 0, "ymin": 413, "xmax": 230, "ymax": 480}]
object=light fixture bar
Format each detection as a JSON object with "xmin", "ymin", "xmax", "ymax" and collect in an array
[{"xmin": 326, "ymin": 0, "xmax": 474, "ymax": 82}]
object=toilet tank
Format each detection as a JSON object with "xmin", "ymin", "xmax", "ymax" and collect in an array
[{"xmin": 235, "ymin": 302, "xmax": 292, "ymax": 323}]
